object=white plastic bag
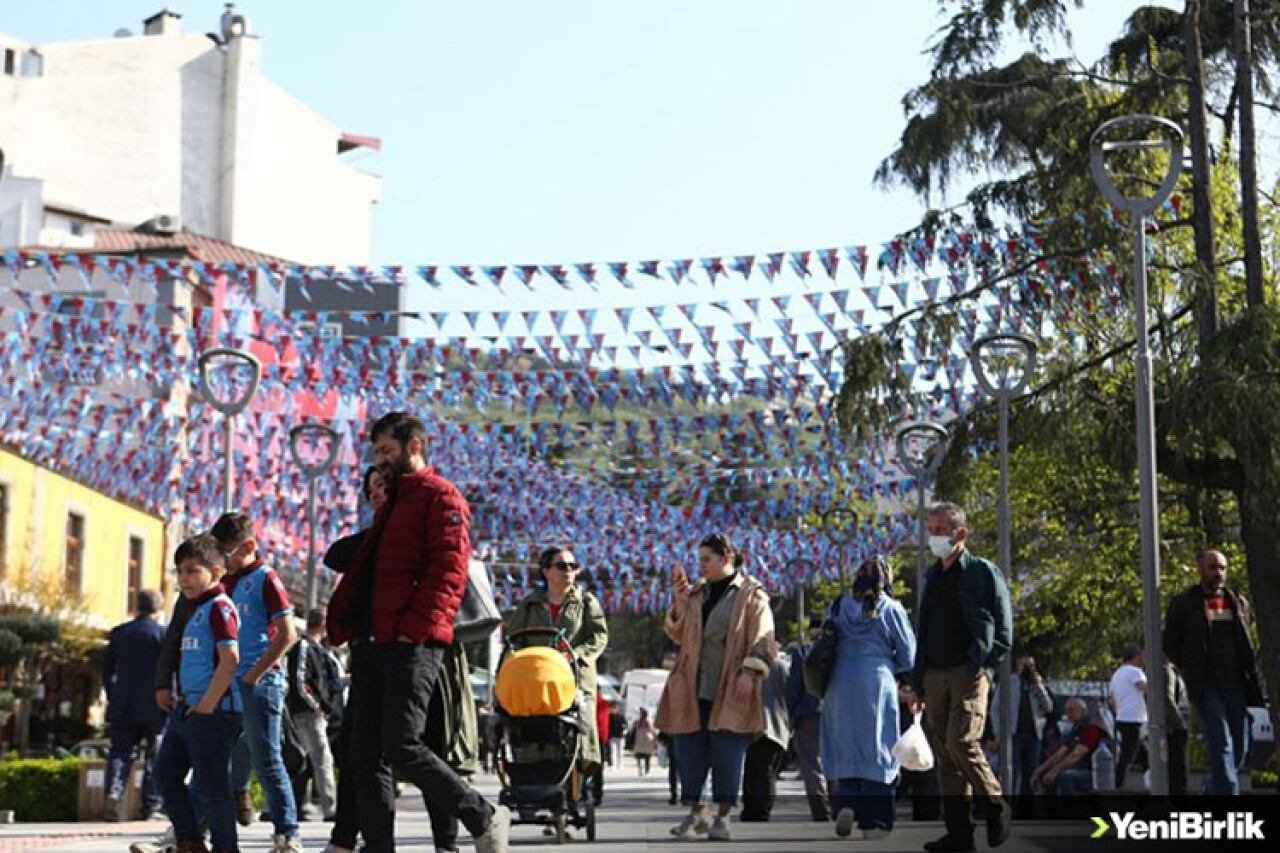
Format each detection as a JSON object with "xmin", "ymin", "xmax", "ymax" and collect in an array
[{"xmin": 891, "ymin": 713, "xmax": 935, "ymax": 772}]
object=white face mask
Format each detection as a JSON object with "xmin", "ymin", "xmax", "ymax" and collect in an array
[{"xmin": 928, "ymin": 534, "xmax": 956, "ymax": 559}]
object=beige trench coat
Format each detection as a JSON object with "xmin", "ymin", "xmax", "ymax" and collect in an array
[{"xmin": 655, "ymin": 572, "xmax": 775, "ymax": 736}]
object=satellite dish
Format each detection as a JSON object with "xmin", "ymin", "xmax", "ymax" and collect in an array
[{"xmin": 114, "ymin": 28, "xmax": 133, "ymax": 38}]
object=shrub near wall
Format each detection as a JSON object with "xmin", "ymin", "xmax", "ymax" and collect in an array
[{"xmin": 0, "ymin": 758, "xmax": 79, "ymax": 821}]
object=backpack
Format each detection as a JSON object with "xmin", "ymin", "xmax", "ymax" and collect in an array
[{"xmin": 802, "ymin": 598, "xmax": 842, "ymax": 698}]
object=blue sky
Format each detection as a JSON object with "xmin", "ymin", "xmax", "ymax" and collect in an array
[{"xmin": 6, "ymin": 1, "xmax": 1172, "ymax": 270}]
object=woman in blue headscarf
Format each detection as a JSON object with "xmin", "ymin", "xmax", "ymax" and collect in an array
[{"xmin": 819, "ymin": 555, "xmax": 916, "ymax": 840}]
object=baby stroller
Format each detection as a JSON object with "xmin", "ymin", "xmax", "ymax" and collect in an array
[{"xmin": 493, "ymin": 625, "xmax": 597, "ymax": 844}]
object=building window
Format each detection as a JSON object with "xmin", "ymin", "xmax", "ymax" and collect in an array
[
  {"xmin": 20, "ymin": 50, "xmax": 43, "ymax": 77},
  {"xmin": 127, "ymin": 535, "xmax": 145, "ymax": 613},
  {"xmin": 295, "ymin": 321, "xmax": 343, "ymax": 339},
  {"xmin": 3, "ymin": 49, "xmax": 14, "ymax": 76},
  {"xmin": 0, "ymin": 483, "xmax": 9, "ymax": 580},
  {"xmin": 65, "ymin": 511, "xmax": 85, "ymax": 594}
]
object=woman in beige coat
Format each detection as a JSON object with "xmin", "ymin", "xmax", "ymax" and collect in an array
[{"xmin": 655, "ymin": 533, "xmax": 775, "ymax": 842}]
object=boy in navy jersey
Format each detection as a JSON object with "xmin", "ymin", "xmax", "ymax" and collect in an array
[
  {"xmin": 211, "ymin": 513, "xmax": 300, "ymax": 853},
  {"xmin": 141, "ymin": 534, "xmax": 242, "ymax": 853}
]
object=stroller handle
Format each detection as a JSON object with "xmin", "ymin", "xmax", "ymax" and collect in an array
[{"xmin": 501, "ymin": 625, "xmax": 580, "ymax": 673}]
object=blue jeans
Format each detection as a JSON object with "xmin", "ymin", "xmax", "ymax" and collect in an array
[
  {"xmin": 154, "ymin": 708, "xmax": 242, "ymax": 853},
  {"xmin": 231, "ymin": 672, "xmax": 298, "ymax": 836},
  {"xmin": 1198, "ymin": 685, "xmax": 1249, "ymax": 795},
  {"xmin": 1055, "ymin": 767, "xmax": 1093, "ymax": 796},
  {"xmin": 831, "ymin": 777, "xmax": 895, "ymax": 831},
  {"xmin": 672, "ymin": 700, "xmax": 749, "ymax": 807},
  {"xmin": 230, "ymin": 736, "xmax": 251, "ymax": 794},
  {"xmin": 106, "ymin": 720, "xmax": 163, "ymax": 814}
]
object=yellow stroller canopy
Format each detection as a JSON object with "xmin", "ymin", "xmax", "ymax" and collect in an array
[{"xmin": 496, "ymin": 646, "xmax": 576, "ymax": 716}]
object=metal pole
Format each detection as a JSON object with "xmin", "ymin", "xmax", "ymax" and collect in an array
[
  {"xmin": 916, "ymin": 479, "xmax": 927, "ymax": 614},
  {"xmin": 1090, "ymin": 115, "xmax": 1180, "ymax": 797},
  {"xmin": 997, "ymin": 390, "xmax": 1015, "ymax": 794},
  {"xmin": 198, "ymin": 348, "xmax": 261, "ymax": 516},
  {"xmin": 306, "ymin": 476, "xmax": 318, "ymax": 613},
  {"xmin": 288, "ymin": 423, "xmax": 341, "ymax": 612},
  {"xmin": 969, "ymin": 332, "xmax": 1036, "ymax": 797},
  {"xmin": 1132, "ymin": 215, "xmax": 1168, "ymax": 795},
  {"xmin": 796, "ymin": 584, "xmax": 806, "ymax": 641},
  {"xmin": 224, "ymin": 413, "xmax": 234, "ymax": 514}
]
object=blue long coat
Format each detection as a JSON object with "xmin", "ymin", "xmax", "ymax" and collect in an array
[{"xmin": 819, "ymin": 593, "xmax": 916, "ymax": 784}]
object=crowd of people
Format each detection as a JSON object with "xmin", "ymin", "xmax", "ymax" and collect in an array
[{"xmin": 95, "ymin": 408, "xmax": 1267, "ymax": 853}]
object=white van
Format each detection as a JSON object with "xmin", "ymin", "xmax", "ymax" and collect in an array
[{"xmin": 620, "ymin": 668, "xmax": 669, "ymax": 724}]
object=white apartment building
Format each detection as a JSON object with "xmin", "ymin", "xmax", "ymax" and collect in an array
[{"xmin": 0, "ymin": 7, "xmax": 382, "ymax": 266}]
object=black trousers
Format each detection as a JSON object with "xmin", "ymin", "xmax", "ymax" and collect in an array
[
  {"xmin": 1167, "ymin": 728, "xmax": 1189, "ymax": 797},
  {"xmin": 423, "ymin": 680, "xmax": 460, "ymax": 850},
  {"xmin": 328, "ymin": 708, "xmax": 359, "ymax": 850},
  {"xmin": 349, "ymin": 642, "xmax": 493, "ymax": 853},
  {"xmin": 897, "ymin": 766, "xmax": 941, "ymax": 821},
  {"xmin": 1114, "ymin": 721, "xmax": 1144, "ymax": 788},
  {"xmin": 740, "ymin": 739, "xmax": 786, "ymax": 821}
]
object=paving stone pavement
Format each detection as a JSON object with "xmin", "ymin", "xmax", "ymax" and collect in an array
[{"xmin": 0, "ymin": 765, "xmax": 1143, "ymax": 852}]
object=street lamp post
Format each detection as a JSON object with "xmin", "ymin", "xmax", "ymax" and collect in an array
[
  {"xmin": 970, "ymin": 332, "xmax": 1038, "ymax": 796},
  {"xmin": 289, "ymin": 424, "xmax": 342, "ymax": 614},
  {"xmin": 816, "ymin": 504, "xmax": 860, "ymax": 632},
  {"xmin": 895, "ymin": 421, "xmax": 949, "ymax": 614},
  {"xmin": 1090, "ymin": 114, "xmax": 1183, "ymax": 796},
  {"xmin": 197, "ymin": 348, "xmax": 262, "ymax": 514}
]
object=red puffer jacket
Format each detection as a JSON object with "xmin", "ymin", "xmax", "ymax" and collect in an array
[{"xmin": 327, "ymin": 466, "xmax": 471, "ymax": 646}]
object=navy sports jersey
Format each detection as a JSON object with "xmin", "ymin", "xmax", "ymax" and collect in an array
[
  {"xmin": 228, "ymin": 559, "xmax": 292, "ymax": 679},
  {"xmin": 179, "ymin": 586, "xmax": 241, "ymax": 712}
]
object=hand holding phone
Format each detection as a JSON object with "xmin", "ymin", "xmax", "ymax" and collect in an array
[{"xmin": 672, "ymin": 564, "xmax": 690, "ymax": 616}]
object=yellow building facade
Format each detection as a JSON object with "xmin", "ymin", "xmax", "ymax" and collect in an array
[{"xmin": 0, "ymin": 446, "xmax": 168, "ymax": 629}]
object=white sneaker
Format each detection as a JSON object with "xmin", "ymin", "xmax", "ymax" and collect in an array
[
  {"xmin": 835, "ymin": 808, "xmax": 856, "ymax": 838},
  {"xmin": 670, "ymin": 810, "xmax": 711, "ymax": 838},
  {"xmin": 129, "ymin": 825, "xmax": 176, "ymax": 853},
  {"xmin": 708, "ymin": 816, "xmax": 731, "ymax": 841},
  {"xmin": 474, "ymin": 804, "xmax": 510, "ymax": 853},
  {"xmin": 863, "ymin": 828, "xmax": 891, "ymax": 839},
  {"xmin": 273, "ymin": 835, "xmax": 304, "ymax": 853}
]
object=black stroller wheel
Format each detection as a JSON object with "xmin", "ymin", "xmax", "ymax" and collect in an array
[{"xmin": 585, "ymin": 796, "xmax": 597, "ymax": 841}]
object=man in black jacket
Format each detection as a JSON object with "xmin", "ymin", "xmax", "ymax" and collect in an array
[{"xmin": 1162, "ymin": 550, "xmax": 1264, "ymax": 795}]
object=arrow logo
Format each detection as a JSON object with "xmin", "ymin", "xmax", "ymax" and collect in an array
[{"xmin": 1091, "ymin": 816, "xmax": 1111, "ymax": 839}]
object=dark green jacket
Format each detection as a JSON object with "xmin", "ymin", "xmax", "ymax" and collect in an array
[
  {"xmin": 436, "ymin": 641, "xmax": 480, "ymax": 775},
  {"xmin": 912, "ymin": 549, "xmax": 1013, "ymax": 696}
]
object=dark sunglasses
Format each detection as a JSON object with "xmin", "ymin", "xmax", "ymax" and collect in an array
[{"xmin": 550, "ymin": 560, "xmax": 580, "ymax": 571}]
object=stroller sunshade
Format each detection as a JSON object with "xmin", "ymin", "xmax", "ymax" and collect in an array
[{"xmin": 496, "ymin": 646, "xmax": 576, "ymax": 716}]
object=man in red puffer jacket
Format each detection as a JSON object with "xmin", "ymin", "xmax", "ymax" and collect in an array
[{"xmin": 327, "ymin": 411, "xmax": 509, "ymax": 853}]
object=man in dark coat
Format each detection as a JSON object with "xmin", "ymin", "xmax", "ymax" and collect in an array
[
  {"xmin": 1163, "ymin": 550, "xmax": 1265, "ymax": 795},
  {"xmin": 104, "ymin": 589, "xmax": 167, "ymax": 822}
]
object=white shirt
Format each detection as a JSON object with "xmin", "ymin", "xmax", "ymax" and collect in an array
[{"xmin": 1110, "ymin": 663, "xmax": 1148, "ymax": 723}]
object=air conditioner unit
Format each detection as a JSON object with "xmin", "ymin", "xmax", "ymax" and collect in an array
[{"xmin": 144, "ymin": 214, "xmax": 182, "ymax": 235}]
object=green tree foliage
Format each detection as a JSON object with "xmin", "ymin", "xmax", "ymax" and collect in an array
[{"xmin": 846, "ymin": 1, "xmax": 1280, "ymax": 712}]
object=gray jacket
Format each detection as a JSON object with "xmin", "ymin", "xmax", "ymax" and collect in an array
[
  {"xmin": 992, "ymin": 673, "xmax": 1053, "ymax": 740},
  {"xmin": 758, "ymin": 652, "xmax": 793, "ymax": 750}
]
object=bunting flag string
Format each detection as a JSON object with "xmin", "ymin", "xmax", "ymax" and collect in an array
[{"xmin": 0, "ymin": 210, "xmax": 1149, "ymax": 612}]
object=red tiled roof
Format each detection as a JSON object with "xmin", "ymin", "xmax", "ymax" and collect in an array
[{"xmin": 89, "ymin": 228, "xmax": 294, "ymax": 266}]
